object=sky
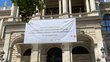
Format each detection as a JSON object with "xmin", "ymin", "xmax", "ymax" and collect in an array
[{"xmin": 0, "ymin": 0, "xmax": 12, "ymax": 7}]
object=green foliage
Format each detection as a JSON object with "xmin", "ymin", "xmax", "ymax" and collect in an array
[{"xmin": 12, "ymin": 0, "xmax": 45, "ymax": 23}]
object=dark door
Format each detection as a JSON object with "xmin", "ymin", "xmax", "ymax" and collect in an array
[{"xmin": 47, "ymin": 47, "xmax": 62, "ymax": 62}]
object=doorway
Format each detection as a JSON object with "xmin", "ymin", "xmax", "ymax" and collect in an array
[
  {"xmin": 22, "ymin": 48, "xmax": 31, "ymax": 62},
  {"xmin": 72, "ymin": 46, "xmax": 91, "ymax": 62},
  {"xmin": 47, "ymin": 47, "xmax": 62, "ymax": 62}
]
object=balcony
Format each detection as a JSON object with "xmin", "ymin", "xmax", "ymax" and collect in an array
[{"xmin": 0, "ymin": 11, "xmax": 100, "ymax": 20}]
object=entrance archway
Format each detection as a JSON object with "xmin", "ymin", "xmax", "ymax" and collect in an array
[
  {"xmin": 47, "ymin": 47, "xmax": 62, "ymax": 62},
  {"xmin": 72, "ymin": 46, "xmax": 89, "ymax": 54},
  {"xmin": 22, "ymin": 48, "xmax": 31, "ymax": 62},
  {"xmin": 72, "ymin": 46, "xmax": 91, "ymax": 62},
  {"xmin": 10, "ymin": 35, "xmax": 24, "ymax": 62}
]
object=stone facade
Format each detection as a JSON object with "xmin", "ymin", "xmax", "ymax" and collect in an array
[{"xmin": 0, "ymin": 0, "xmax": 110, "ymax": 62}]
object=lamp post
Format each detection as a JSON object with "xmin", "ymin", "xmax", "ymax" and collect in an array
[{"xmin": 0, "ymin": 50, "xmax": 5, "ymax": 62}]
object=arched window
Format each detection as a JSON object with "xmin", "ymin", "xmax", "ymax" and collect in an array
[
  {"xmin": 72, "ymin": 46, "xmax": 89, "ymax": 54},
  {"xmin": 102, "ymin": 14, "xmax": 110, "ymax": 31},
  {"xmin": 22, "ymin": 48, "xmax": 31, "ymax": 62},
  {"xmin": 23, "ymin": 48, "xmax": 31, "ymax": 56},
  {"xmin": 47, "ymin": 47, "xmax": 62, "ymax": 62}
]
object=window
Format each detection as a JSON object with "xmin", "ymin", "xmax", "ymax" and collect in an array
[
  {"xmin": 100, "ymin": 0, "xmax": 110, "ymax": 2},
  {"xmin": 47, "ymin": 47, "xmax": 62, "ymax": 62},
  {"xmin": 23, "ymin": 48, "xmax": 31, "ymax": 56},
  {"xmin": 102, "ymin": 14, "xmax": 110, "ymax": 31},
  {"xmin": 105, "ymin": 0, "xmax": 110, "ymax": 2},
  {"xmin": 72, "ymin": 46, "xmax": 89, "ymax": 54},
  {"xmin": 100, "ymin": 0, "xmax": 104, "ymax": 2},
  {"xmin": 45, "ymin": 7, "xmax": 59, "ymax": 15},
  {"xmin": 45, "ymin": 0, "xmax": 59, "ymax": 15},
  {"xmin": 71, "ymin": 0, "xmax": 86, "ymax": 13}
]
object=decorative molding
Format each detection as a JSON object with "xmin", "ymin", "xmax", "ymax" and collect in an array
[
  {"xmin": 10, "ymin": 33, "xmax": 23, "ymax": 42},
  {"xmin": 92, "ymin": 43, "xmax": 98, "ymax": 48},
  {"xmin": 83, "ymin": 29, "xmax": 96, "ymax": 38}
]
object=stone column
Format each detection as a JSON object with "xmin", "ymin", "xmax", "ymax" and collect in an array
[
  {"xmin": 7, "ymin": 46, "xmax": 13, "ymax": 62},
  {"xmin": 10, "ymin": 3, "xmax": 17, "ymax": 21},
  {"xmin": 62, "ymin": 43, "xmax": 71, "ymax": 62},
  {"xmin": 70, "ymin": 48, "xmax": 73, "ymax": 62},
  {"xmin": 30, "ymin": 44, "xmax": 40, "ymax": 62},
  {"xmin": 16, "ymin": 53, "xmax": 21, "ymax": 62},
  {"xmin": 68, "ymin": 0, "xmax": 72, "ymax": 17},
  {"xmin": 85, "ymin": 0, "xmax": 90, "ymax": 12},
  {"xmin": 41, "ymin": 9, "xmax": 45, "ymax": 19},
  {"xmin": 59, "ymin": 0, "xmax": 62, "ymax": 18},
  {"xmin": 11, "ymin": 3, "xmax": 17, "ymax": 17},
  {"xmin": 62, "ymin": 0, "xmax": 68, "ymax": 17},
  {"xmin": 16, "ymin": 6, "xmax": 19, "ymax": 17},
  {"xmin": 59, "ymin": 0, "xmax": 62, "ymax": 15},
  {"xmin": 68, "ymin": 0, "xmax": 72, "ymax": 14},
  {"xmin": 16, "ymin": 7, "xmax": 20, "ymax": 21},
  {"xmin": 3, "ymin": 33, "xmax": 11, "ymax": 62},
  {"xmin": 90, "ymin": 0, "xmax": 96, "ymax": 11},
  {"xmin": 93, "ymin": 29, "xmax": 106, "ymax": 62},
  {"xmin": 0, "ymin": 19, "xmax": 3, "ymax": 39},
  {"xmin": 41, "ymin": 0, "xmax": 44, "ymax": 19},
  {"xmin": 62, "ymin": 0, "xmax": 68, "ymax": 18}
]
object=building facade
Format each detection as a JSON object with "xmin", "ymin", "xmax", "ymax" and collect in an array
[{"xmin": 0, "ymin": 0, "xmax": 110, "ymax": 62}]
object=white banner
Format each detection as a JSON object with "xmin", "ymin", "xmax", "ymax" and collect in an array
[{"xmin": 24, "ymin": 18, "xmax": 77, "ymax": 44}]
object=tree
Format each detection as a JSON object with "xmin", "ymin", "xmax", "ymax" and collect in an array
[{"xmin": 12, "ymin": 0, "xmax": 45, "ymax": 23}]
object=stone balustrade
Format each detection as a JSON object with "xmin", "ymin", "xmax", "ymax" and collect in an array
[{"xmin": 0, "ymin": 11, "xmax": 101, "ymax": 40}]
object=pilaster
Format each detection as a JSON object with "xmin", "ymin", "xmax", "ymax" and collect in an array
[
  {"xmin": 62, "ymin": 0, "xmax": 68, "ymax": 13},
  {"xmin": 9, "ymin": 3, "xmax": 17, "ymax": 21},
  {"xmin": 0, "ymin": 19, "xmax": 4, "ymax": 39},
  {"xmin": 7, "ymin": 47, "xmax": 13, "ymax": 62},
  {"xmin": 85, "ymin": 0, "xmax": 90, "ymax": 12},
  {"xmin": 62, "ymin": 43, "xmax": 71, "ymax": 62},
  {"xmin": 90, "ymin": 0, "xmax": 96, "ymax": 11},
  {"xmin": 16, "ymin": 7, "xmax": 20, "ymax": 21},
  {"xmin": 3, "ymin": 33, "xmax": 12, "ymax": 62},
  {"xmin": 30, "ymin": 44, "xmax": 40, "ymax": 62},
  {"xmin": 93, "ymin": 29, "xmax": 106, "ymax": 62},
  {"xmin": 59, "ymin": 0, "xmax": 62, "ymax": 15},
  {"xmin": 11, "ymin": 3, "xmax": 17, "ymax": 17},
  {"xmin": 16, "ymin": 53, "xmax": 21, "ymax": 62},
  {"xmin": 68, "ymin": 0, "xmax": 72, "ymax": 17}
]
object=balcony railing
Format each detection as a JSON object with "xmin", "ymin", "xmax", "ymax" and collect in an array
[
  {"xmin": 0, "ymin": 11, "xmax": 100, "ymax": 20},
  {"xmin": 0, "ymin": 11, "xmax": 101, "ymax": 39}
]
